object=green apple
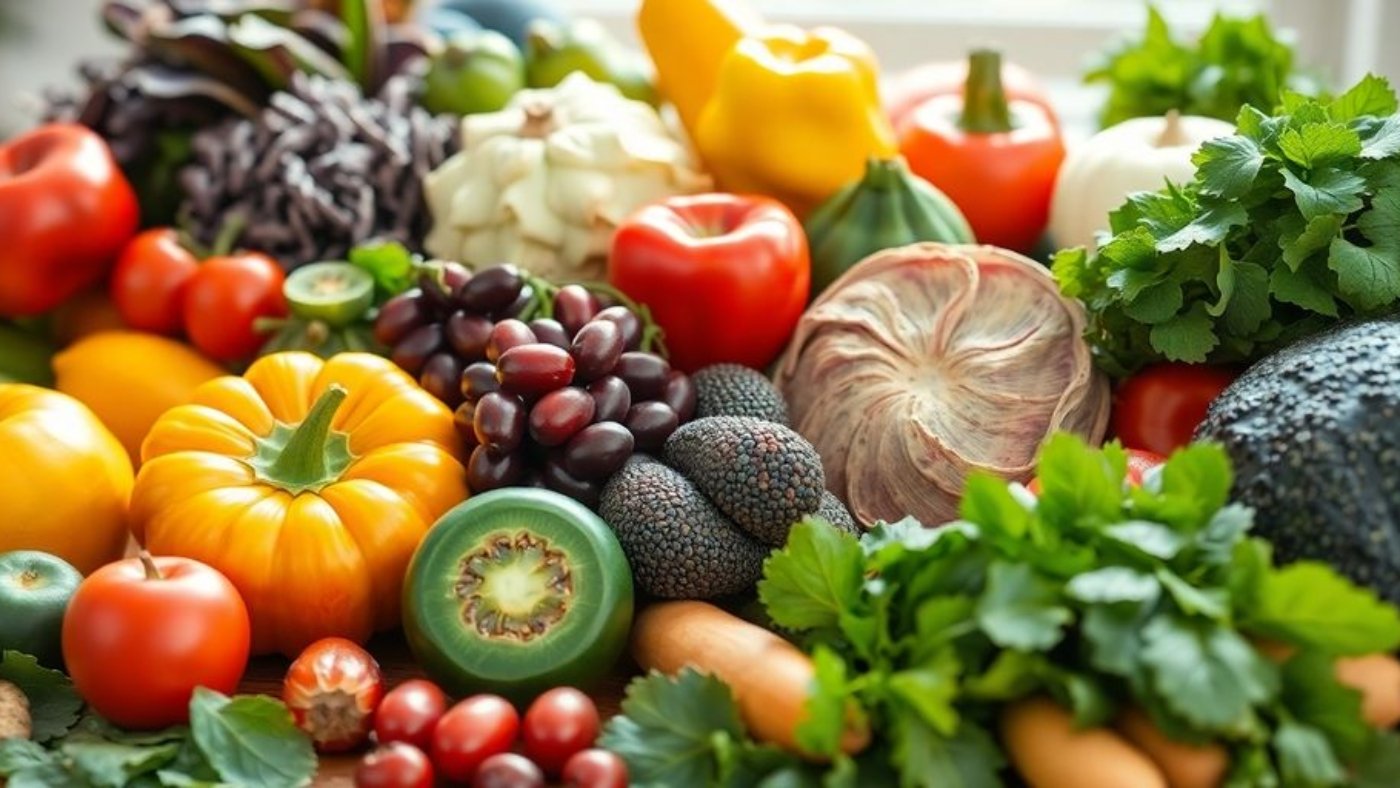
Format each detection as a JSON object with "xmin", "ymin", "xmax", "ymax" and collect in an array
[
  {"xmin": 523, "ymin": 18, "xmax": 657, "ymax": 106},
  {"xmin": 422, "ymin": 29, "xmax": 526, "ymax": 116},
  {"xmin": 0, "ymin": 550, "xmax": 82, "ymax": 667}
]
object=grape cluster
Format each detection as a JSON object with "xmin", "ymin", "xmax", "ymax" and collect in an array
[{"xmin": 374, "ymin": 264, "xmax": 695, "ymax": 507}]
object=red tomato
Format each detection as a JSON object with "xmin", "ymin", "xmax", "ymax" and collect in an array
[
  {"xmin": 375, "ymin": 679, "xmax": 449, "ymax": 752},
  {"xmin": 1113, "ymin": 363, "xmax": 1238, "ymax": 456},
  {"xmin": 475, "ymin": 753, "xmax": 545, "ymax": 788},
  {"xmin": 283, "ymin": 637, "xmax": 384, "ymax": 753},
  {"xmin": 1027, "ymin": 448, "xmax": 1165, "ymax": 495},
  {"xmin": 355, "ymin": 742, "xmax": 434, "ymax": 788},
  {"xmin": 562, "ymin": 749, "xmax": 629, "ymax": 788},
  {"xmin": 61, "ymin": 552, "xmax": 250, "ymax": 729},
  {"xmin": 522, "ymin": 687, "xmax": 600, "ymax": 776},
  {"xmin": 110, "ymin": 228, "xmax": 199, "ymax": 334},
  {"xmin": 431, "ymin": 694, "xmax": 519, "ymax": 783},
  {"xmin": 182, "ymin": 253, "xmax": 286, "ymax": 361}
]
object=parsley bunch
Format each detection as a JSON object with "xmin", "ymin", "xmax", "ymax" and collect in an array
[
  {"xmin": 1054, "ymin": 75, "xmax": 1400, "ymax": 376},
  {"xmin": 604, "ymin": 435, "xmax": 1400, "ymax": 786},
  {"xmin": 1086, "ymin": 6, "xmax": 1320, "ymax": 128}
]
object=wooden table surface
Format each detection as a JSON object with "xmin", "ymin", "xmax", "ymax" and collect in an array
[{"xmin": 236, "ymin": 634, "xmax": 633, "ymax": 786}]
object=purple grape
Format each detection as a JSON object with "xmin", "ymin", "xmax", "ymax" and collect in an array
[
  {"xmin": 615, "ymin": 352, "xmax": 670, "ymax": 400},
  {"xmin": 457, "ymin": 264, "xmax": 524, "ymax": 313},
  {"xmin": 460, "ymin": 361, "xmax": 500, "ymax": 402},
  {"xmin": 528, "ymin": 387, "xmax": 596, "ymax": 447},
  {"xmin": 541, "ymin": 459, "xmax": 601, "ymax": 507},
  {"xmin": 661, "ymin": 370, "xmax": 697, "ymax": 422},
  {"xmin": 419, "ymin": 352, "xmax": 465, "ymax": 409},
  {"xmin": 473, "ymin": 392, "xmax": 526, "ymax": 453},
  {"xmin": 570, "ymin": 320, "xmax": 624, "ymax": 383},
  {"xmin": 417, "ymin": 271, "xmax": 456, "ymax": 315},
  {"xmin": 624, "ymin": 401, "xmax": 679, "ymax": 451},
  {"xmin": 528, "ymin": 318, "xmax": 571, "ymax": 350},
  {"xmin": 562, "ymin": 422, "xmax": 634, "ymax": 481},
  {"xmin": 441, "ymin": 263, "xmax": 472, "ymax": 294},
  {"xmin": 373, "ymin": 291, "xmax": 428, "ymax": 347},
  {"xmin": 587, "ymin": 376, "xmax": 631, "ymax": 424},
  {"xmin": 594, "ymin": 306, "xmax": 642, "ymax": 351},
  {"xmin": 494, "ymin": 284, "xmax": 534, "ymax": 321},
  {"xmin": 445, "ymin": 311, "xmax": 494, "ymax": 361},
  {"xmin": 553, "ymin": 285, "xmax": 600, "ymax": 335},
  {"xmin": 486, "ymin": 319, "xmax": 537, "ymax": 362},
  {"xmin": 390, "ymin": 323, "xmax": 443, "ymax": 376},
  {"xmin": 453, "ymin": 401, "xmax": 478, "ymax": 449},
  {"xmin": 467, "ymin": 446, "xmax": 525, "ymax": 491},
  {"xmin": 496, "ymin": 344, "xmax": 575, "ymax": 396}
]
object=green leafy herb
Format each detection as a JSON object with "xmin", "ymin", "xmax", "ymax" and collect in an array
[
  {"xmin": 0, "ymin": 650, "xmax": 82, "ymax": 743},
  {"xmin": 188, "ymin": 689, "xmax": 315, "ymax": 788},
  {"xmin": 1085, "ymin": 6, "xmax": 1322, "ymax": 127},
  {"xmin": 348, "ymin": 240, "xmax": 419, "ymax": 300},
  {"xmin": 1054, "ymin": 75, "xmax": 1400, "ymax": 375}
]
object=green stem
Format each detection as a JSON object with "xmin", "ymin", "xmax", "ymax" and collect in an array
[
  {"xmin": 264, "ymin": 386, "xmax": 347, "ymax": 487},
  {"xmin": 960, "ymin": 49, "xmax": 1015, "ymax": 134}
]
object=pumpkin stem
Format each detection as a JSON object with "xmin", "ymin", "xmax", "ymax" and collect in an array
[
  {"xmin": 959, "ymin": 49, "xmax": 1015, "ymax": 134},
  {"xmin": 138, "ymin": 550, "xmax": 163, "ymax": 581},
  {"xmin": 864, "ymin": 156, "xmax": 909, "ymax": 190},
  {"xmin": 263, "ymin": 386, "xmax": 348, "ymax": 489},
  {"xmin": 1155, "ymin": 109, "xmax": 1190, "ymax": 147}
]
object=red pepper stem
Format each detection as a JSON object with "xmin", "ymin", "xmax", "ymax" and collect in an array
[
  {"xmin": 959, "ymin": 49, "xmax": 1015, "ymax": 134},
  {"xmin": 138, "ymin": 550, "xmax": 163, "ymax": 581}
]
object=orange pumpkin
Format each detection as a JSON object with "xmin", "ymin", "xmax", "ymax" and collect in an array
[{"xmin": 130, "ymin": 352, "xmax": 467, "ymax": 655}]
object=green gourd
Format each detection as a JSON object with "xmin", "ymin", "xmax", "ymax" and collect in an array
[{"xmin": 804, "ymin": 156, "xmax": 974, "ymax": 297}]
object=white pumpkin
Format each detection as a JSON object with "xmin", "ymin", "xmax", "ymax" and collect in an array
[
  {"xmin": 1049, "ymin": 112, "xmax": 1234, "ymax": 252},
  {"xmin": 424, "ymin": 72, "xmax": 712, "ymax": 282}
]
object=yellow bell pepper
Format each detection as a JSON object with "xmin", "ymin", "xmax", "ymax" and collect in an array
[
  {"xmin": 53, "ymin": 331, "xmax": 226, "ymax": 464},
  {"xmin": 636, "ymin": 0, "xmax": 762, "ymax": 138},
  {"xmin": 695, "ymin": 26, "xmax": 898, "ymax": 217},
  {"xmin": 130, "ymin": 352, "xmax": 467, "ymax": 656},
  {"xmin": 0, "ymin": 385, "xmax": 133, "ymax": 574}
]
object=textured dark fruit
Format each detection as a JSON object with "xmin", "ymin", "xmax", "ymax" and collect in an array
[
  {"xmin": 391, "ymin": 324, "xmax": 443, "ymax": 376},
  {"xmin": 1197, "ymin": 317, "xmax": 1400, "ymax": 603},
  {"xmin": 529, "ymin": 318, "xmax": 572, "ymax": 350},
  {"xmin": 587, "ymin": 377, "xmax": 631, "ymax": 424},
  {"xmin": 624, "ymin": 401, "xmax": 679, "ymax": 452},
  {"xmin": 468, "ymin": 446, "xmax": 526, "ymax": 491},
  {"xmin": 456, "ymin": 264, "xmax": 524, "ymax": 313},
  {"xmin": 497, "ymin": 345, "xmax": 576, "ymax": 396},
  {"xmin": 661, "ymin": 371, "xmax": 698, "ymax": 423},
  {"xmin": 563, "ymin": 423, "xmax": 635, "ymax": 481},
  {"xmin": 554, "ymin": 285, "xmax": 601, "ymax": 336},
  {"xmin": 571, "ymin": 321, "xmax": 624, "ymax": 383},
  {"xmin": 530, "ymin": 388, "xmax": 596, "ymax": 447},
  {"xmin": 594, "ymin": 306, "xmax": 642, "ymax": 351},
  {"xmin": 692, "ymin": 364, "xmax": 789, "ymax": 424},
  {"xmin": 446, "ymin": 311, "xmax": 495, "ymax": 360},
  {"xmin": 817, "ymin": 490, "xmax": 860, "ymax": 535},
  {"xmin": 487, "ymin": 320, "xmax": 538, "ymax": 363},
  {"xmin": 615, "ymin": 352, "xmax": 669, "ymax": 400},
  {"xmin": 474, "ymin": 392, "xmax": 527, "ymax": 453},
  {"xmin": 599, "ymin": 462, "xmax": 767, "ymax": 598},
  {"xmin": 663, "ymin": 416, "xmax": 825, "ymax": 546}
]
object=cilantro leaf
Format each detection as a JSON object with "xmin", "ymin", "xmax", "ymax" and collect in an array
[
  {"xmin": 1280, "ymin": 650, "xmax": 1371, "ymax": 761},
  {"xmin": 1195, "ymin": 135, "xmax": 1266, "ymax": 198},
  {"xmin": 61, "ymin": 739, "xmax": 180, "ymax": 788},
  {"xmin": 1141, "ymin": 615, "xmax": 1278, "ymax": 733},
  {"xmin": 891, "ymin": 717, "xmax": 1002, "ymax": 788},
  {"xmin": 759, "ymin": 519, "xmax": 864, "ymax": 633},
  {"xmin": 188, "ymin": 689, "xmax": 315, "ymax": 788},
  {"xmin": 1270, "ymin": 260, "xmax": 1339, "ymax": 316},
  {"xmin": 0, "ymin": 651, "xmax": 82, "ymax": 743},
  {"xmin": 0, "ymin": 740, "xmax": 52, "ymax": 776},
  {"xmin": 1277, "ymin": 123, "xmax": 1362, "ymax": 168},
  {"xmin": 1273, "ymin": 720, "xmax": 1347, "ymax": 786},
  {"xmin": 888, "ymin": 649, "xmax": 962, "ymax": 738},
  {"xmin": 797, "ymin": 647, "xmax": 859, "ymax": 756},
  {"xmin": 1065, "ymin": 567, "xmax": 1160, "ymax": 605},
  {"xmin": 1149, "ymin": 302, "xmax": 1218, "ymax": 362},
  {"xmin": 1360, "ymin": 115, "xmax": 1400, "ymax": 160},
  {"xmin": 1031, "ymin": 433, "xmax": 1124, "ymax": 527},
  {"xmin": 1328, "ymin": 236, "xmax": 1400, "ymax": 311},
  {"xmin": 1331, "ymin": 75, "xmax": 1399, "ymax": 121},
  {"xmin": 1241, "ymin": 562, "xmax": 1400, "ymax": 654},
  {"xmin": 975, "ymin": 562, "xmax": 1071, "ymax": 652},
  {"xmin": 1280, "ymin": 214, "xmax": 1344, "ymax": 270},
  {"xmin": 1359, "ymin": 187, "xmax": 1400, "ymax": 244},
  {"xmin": 1082, "ymin": 603, "xmax": 1149, "ymax": 676},
  {"xmin": 1157, "ymin": 201, "xmax": 1247, "ymax": 252},
  {"xmin": 1103, "ymin": 520, "xmax": 1186, "ymax": 559},
  {"xmin": 1282, "ymin": 167, "xmax": 1368, "ymax": 221}
]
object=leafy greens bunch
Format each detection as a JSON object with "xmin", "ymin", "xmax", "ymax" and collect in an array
[
  {"xmin": 1086, "ymin": 6, "xmax": 1321, "ymax": 128},
  {"xmin": 0, "ymin": 651, "xmax": 316, "ymax": 788},
  {"xmin": 604, "ymin": 435, "xmax": 1400, "ymax": 787},
  {"xmin": 1054, "ymin": 75, "xmax": 1400, "ymax": 376}
]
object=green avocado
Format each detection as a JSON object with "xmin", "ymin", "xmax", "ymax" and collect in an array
[
  {"xmin": 402, "ymin": 488, "xmax": 633, "ymax": 702},
  {"xmin": 0, "ymin": 551, "xmax": 83, "ymax": 667}
]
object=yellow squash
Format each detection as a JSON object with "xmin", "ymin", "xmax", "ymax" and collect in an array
[
  {"xmin": 54, "ymin": 331, "xmax": 226, "ymax": 464},
  {"xmin": 0, "ymin": 385, "xmax": 133, "ymax": 574},
  {"xmin": 636, "ymin": 0, "xmax": 762, "ymax": 137},
  {"xmin": 695, "ymin": 25, "xmax": 897, "ymax": 217},
  {"xmin": 130, "ymin": 352, "xmax": 467, "ymax": 656}
]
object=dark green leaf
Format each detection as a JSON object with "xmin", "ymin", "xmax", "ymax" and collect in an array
[
  {"xmin": 8, "ymin": 760, "xmax": 89, "ymax": 788},
  {"xmin": 1241, "ymin": 562, "xmax": 1400, "ymax": 655},
  {"xmin": 1122, "ymin": 279, "xmax": 1183, "ymax": 323},
  {"xmin": 1358, "ymin": 187, "xmax": 1400, "ymax": 245},
  {"xmin": 888, "ymin": 648, "xmax": 961, "ymax": 737},
  {"xmin": 1157, "ymin": 200, "xmax": 1248, "ymax": 252},
  {"xmin": 62, "ymin": 739, "xmax": 181, "ymax": 788},
  {"xmin": 0, "ymin": 740, "xmax": 52, "ymax": 776},
  {"xmin": 1103, "ymin": 520, "xmax": 1186, "ymax": 559},
  {"xmin": 0, "ymin": 651, "xmax": 82, "ymax": 743},
  {"xmin": 958, "ymin": 473, "xmax": 1032, "ymax": 540},
  {"xmin": 1148, "ymin": 302, "xmax": 1218, "ymax": 362},
  {"xmin": 1160, "ymin": 442, "xmax": 1234, "ymax": 517},
  {"xmin": 188, "ymin": 689, "xmax": 315, "ymax": 788},
  {"xmin": 1328, "ymin": 236, "xmax": 1400, "ymax": 311},
  {"xmin": 975, "ymin": 562, "xmax": 1071, "ymax": 652},
  {"xmin": 1281, "ymin": 650, "xmax": 1371, "ymax": 761},
  {"xmin": 1329, "ymin": 74, "xmax": 1398, "ymax": 121},
  {"xmin": 913, "ymin": 596, "xmax": 978, "ymax": 648},
  {"xmin": 1281, "ymin": 167, "xmax": 1367, "ymax": 221},
  {"xmin": 338, "ymin": 0, "xmax": 381, "ymax": 89},
  {"xmin": 1270, "ymin": 260, "xmax": 1339, "ymax": 316},
  {"xmin": 1360, "ymin": 115, "xmax": 1400, "ymax": 160},
  {"xmin": 963, "ymin": 650, "xmax": 1045, "ymax": 700},
  {"xmin": 760, "ymin": 519, "xmax": 865, "ymax": 633},
  {"xmin": 601, "ymin": 670, "xmax": 748, "ymax": 788},
  {"xmin": 1221, "ymin": 260, "xmax": 1271, "ymax": 336},
  {"xmin": 891, "ymin": 717, "xmax": 1002, "ymax": 788},
  {"xmin": 1141, "ymin": 615, "xmax": 1278, "ymax": 733},
  {"xmin": 1277, "ymin": 123, "xmax": 1362, "ymax": 168},
  {"xmin": 1354, "ymin": 732, "xmax": 1400, "ymax": 788},
  {"xmin": 1157, "ymin": 568, "xmax": 1229, "ymax": 620},
  {"xmin": 1273, "ymin": 720, "xmax": 1346, "ymax": 786},
  {"xmin": 1194, "ymin": 135, "xmax": 1266, "ymax": 198},
  {"xmin": 1280, "ymin": 214, "xmax": 1344, "ymax": 271},
  {"xmin": 1033, "ymin": 433, "xmax": 1125, "ymax": 528},
  {"xmin": 796, "ymin": 647, "xmax": 856, "ymax": 757},
  {"xmin": 1066, "ymin": 567, "xmax": 1160, "ymax": 605}
]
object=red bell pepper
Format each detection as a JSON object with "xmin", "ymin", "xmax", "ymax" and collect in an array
[
  {"xmin": 608, "ymin": 194, "xmax": 810, "ymax": 372},
  {"xmin": 0, "ymin": 124, "xmax": 140, "ymax": 317},
  {"xmin": 899, "ymin": 50, "xmax": 1065, "ymax": 253}
]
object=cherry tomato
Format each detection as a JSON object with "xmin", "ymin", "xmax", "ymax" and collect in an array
[
  {"xmin": 283, "ymin": 637, "xmax": 384, "ymax": 753},
  {"xmin": 182, "ymin": 253, "xmax": 286, "ymax": 361},
  {"xmin": 474, "ymin": 753, "xmax": 545, "ymax": 788},
  {"xmin": 522, "ymin": 687, "xmax": 600, "ymax": 775},
  {"xmin": 1113, "ymin": 363, "xmax": 1239, "ymax": 456},
  {"xmin": 375, "ymin": 679, "xmax": 449, "ymax": 752},
  {"xmin": 61, "ymin": 552, "xmax": 250, "ymax": 729},
  {"xmin": 355, "ymin": 742, "xmax": 434, "ymax": 788},
  {"xmin": 109, "ymin": 228, "xmax": 199, "ymax": 334},
  {"xmin": 431, "ymin": 694, "xmax": 519, "ymax": 783},
  {"xmin": 1027, "ymin": 448, "xmax": 1165, "ymax": 495},
  {"xmin": 562, "ymin": 749, "xmax": 629, "ymax": 788}
]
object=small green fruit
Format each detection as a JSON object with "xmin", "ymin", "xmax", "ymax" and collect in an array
[
  {"xmin": 524, "ymin": 18, "xmax": 657, "ymax": 106},
  {"xmin": 423, "ymin": 29, "xmax": 526, "ymax": 116},
  {"xmin": 0, "ymin": 550, "xmax": 83, "ymax": 667}
]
